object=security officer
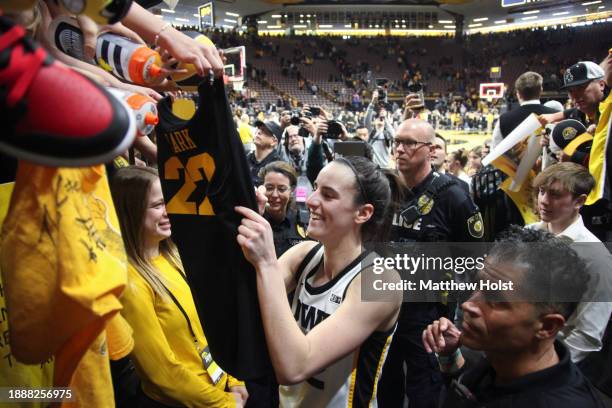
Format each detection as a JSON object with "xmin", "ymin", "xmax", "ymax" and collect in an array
[{"xmin": 377, "ymin": 118, "xmax": 483, "ymax": 408}]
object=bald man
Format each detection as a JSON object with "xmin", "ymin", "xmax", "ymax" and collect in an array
[{"xmin": 377, "ymin": 119, "xmax": 484, "ymax": 408}]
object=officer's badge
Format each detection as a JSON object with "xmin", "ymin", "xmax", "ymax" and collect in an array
[
  {"xmin": 467, "ymin": 213, "xmax": 484, "ymax": 239},
  {"xmin": 417, "ymin": 194, "xmax": 434, "ymax": 215},
  {"xmin": 564, "ymin": 70, "xmax": 574, "ymax": 85},
  {"xmin": 297, "ymin": 224, "xmax": 307, "ymax": 239},
  {"xmin": 562, "ymin": 126, "xmax": 577, "ymax": 140}
]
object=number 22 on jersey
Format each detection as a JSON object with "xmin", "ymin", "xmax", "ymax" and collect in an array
[{"xmin": 164, "ymin": 153, "xmax": 216, "ymax": 216}]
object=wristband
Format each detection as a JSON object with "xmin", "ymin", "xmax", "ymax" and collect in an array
[
  {"xmin": 436, "ymin": 348, "xmax": 461, "ymax": 366},
  {"xmin": 154, "ymin": 23, "xmax": 172, "ymax": 47}
]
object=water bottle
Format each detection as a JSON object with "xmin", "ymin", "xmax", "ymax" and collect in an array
[
  {"xmin": 49, "ymin": 16, "xmax": 162, "ymax": 85},
  {"xmin": 108, "ymin": 89, "xmax": 158, "ymax": 137}
]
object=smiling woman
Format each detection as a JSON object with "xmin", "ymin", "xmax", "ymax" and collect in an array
[
  {"xmin": 258, "ymin": 161, "xmax": 305, "ymax": 257},
  {"xmin": 110, "ymin": 166, "xmax": 248, "ymax": 408},
  {"xmin": 235, "ymin": 156, "xmax": 403, "ymax": 407}
]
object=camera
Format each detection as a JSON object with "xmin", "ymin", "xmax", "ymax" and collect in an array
[{"xmin": 290, "ymin": 109, "xmax": 312, "ymax": 126}]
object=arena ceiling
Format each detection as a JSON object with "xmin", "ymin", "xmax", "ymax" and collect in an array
[{"xmin": 161, "ymin": 0, "xmax": 611, "ymax": 30}]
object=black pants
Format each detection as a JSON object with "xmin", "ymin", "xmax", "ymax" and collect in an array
[{"xmin": 377, "ymin": 303, "xmax": 444, "ymax": 408}]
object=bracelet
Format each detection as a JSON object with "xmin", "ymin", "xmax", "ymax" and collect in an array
[
  {"xmin": 154, "ymin": 23, "xmax": 172, "ymax": 47},
  {"xmin": 436, "ymin": 348, "xmax": 461, "ymax": 366}
]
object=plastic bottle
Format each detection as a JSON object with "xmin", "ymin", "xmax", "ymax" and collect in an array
[
  {"xmin": 108, "ymin": 89, "xmax": 158, "ymax": 137},
  {"xmin": 49, "ymin": 16, "xmax": 162, "ymax": 85}
]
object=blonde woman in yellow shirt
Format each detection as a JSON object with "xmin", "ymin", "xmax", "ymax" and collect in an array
[{"xmin": 111, "ymin": 166, "xmax": 247, "ymax": 408}]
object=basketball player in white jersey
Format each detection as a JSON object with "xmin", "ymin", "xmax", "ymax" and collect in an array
[{"xmin": 236, "ymin": 156, "xmax": 402, "ymax": 407}]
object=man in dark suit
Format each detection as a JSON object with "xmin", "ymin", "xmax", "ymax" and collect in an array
[
  {"xmin": 491, "ymin": 71, "xmax": 557, "ymax": 147},
  {"xmin": 488, "ymin": 72, "xmax": 557, "ymax": 229}
]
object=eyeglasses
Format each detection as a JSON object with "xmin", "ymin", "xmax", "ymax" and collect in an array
[
  {"xmin": 264, "ymin": 184, "xmax": 290, "ymax": 194},
  {"xmin": 393, "ymin": 139, "xmax": 432, "ymax": 149}
]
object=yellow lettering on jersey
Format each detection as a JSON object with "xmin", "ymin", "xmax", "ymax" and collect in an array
[
  {"xmin": 164, "ymin": 153, "xmax": 217, "ymax": 216},
  {"xmin": 180, "ymin": 129, "xmax": 197, "ymax": 150},
  {"xmin": 165, "ymin": 133, "xmax": 182, "ymax": 154},
  {"xmin": 165, "ymin": 130, "xmax": 197, "ymax": 154}
]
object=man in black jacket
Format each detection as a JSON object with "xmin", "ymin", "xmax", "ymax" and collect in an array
[
  {"xmin": 492, "ymin": 71, "xmax": 557, "ymax": 147},
  {"xmin": 247, "ymin": 121, "xmax": 283, "ymax": 186},
  {"xmin": 422, "ymin": 227, "xmax": 605, "ymax": 408}
]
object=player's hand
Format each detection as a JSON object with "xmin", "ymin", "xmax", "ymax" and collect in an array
[
  {"xmin": 422, "ymin": 317, "xmax": 462, "ymax": 356},
  {"xmin": 255, "ymin": 185, "xmax": 268, "ymax": 215},
  {"xmin": 235, "ymin": 206, "xmax": 277, "ymax": 270}
]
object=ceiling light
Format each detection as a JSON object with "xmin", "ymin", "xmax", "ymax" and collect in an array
[
  {"xmin": 473, "ymin": 17, "xmax": 488, "ymax": 22},
  {"xmin": 161, "ymin": 8, "xmax": 175, "ymax": 13},
  {"xmin": 226, "ymin": 12, "xmax": 239, "ymax": 17},
  {"xmin": 268, "ymin": 25, "xmax": 281, "ymax": 29},
  {"xmin": 345, "ymin": 24, "xmax": 351, "ymax": 28},
  {"xmin": 523, "ymin": 10, "xmax": 540, "ymax": 14},
  {"xmin": 468, "ymin": 23, "xmax": 483, "ymax": 27},
  {"xmin": 552, "ymin": 11, "xmax": 570, "ymax": 16},
  {"xmin": 444, "ymin": 25, "xmax": 456, "ymax": 29},
  {"xmin": 224, "ymin": 18, "xmax": 237, "ymax": 23},
  {"xmin": 258, "ymin": 20, "xmax": 268, "ymax": 24},
  {"xmin": 522, "ymin": 16, "xmax": 538, "ymax": 20},
  {"xmin": 271, "ymin": 14, "xmax": 282, "ymax": 18},
  {"xmin": 494, "ymin": 19, "xmax": 507, "ymax": 24},
  {"xmin": 293, "ymin": 24, "xmax": 307, "ymax": 28},
  {"xmin": 428, "ymin": 24, "xmax": 434, "ymax": 28},
  {"xmin": 438, "ymin": 19, "xmax": 453, "ymax": 24},
  {"xmin": 319, "ymin": 24, "xmax": 332, "ymax": 28},
  {"xmin": 175, "ymin": 18, "xmax": 189, "ymax": 22},
  {"xmin": 582, "ymin": 0, "xmax": 602, "ymax": 5}
]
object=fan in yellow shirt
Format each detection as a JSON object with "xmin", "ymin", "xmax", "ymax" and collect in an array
[{"xmin": 110, "ymin": 166, "xmax": 247, "ymax": 408}]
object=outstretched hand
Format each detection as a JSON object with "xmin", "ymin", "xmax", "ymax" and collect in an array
[{"xmin": 235, "ymin": 206, "xmax": 277, "ymax": 270}]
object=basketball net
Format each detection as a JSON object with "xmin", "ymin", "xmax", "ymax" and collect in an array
[{"xmin": 232, "ymin": 80, "xmax": 245, "ymax": 92}]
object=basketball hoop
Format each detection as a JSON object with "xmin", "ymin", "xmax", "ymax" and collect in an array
[{"xmin": 232, "ymin": 80, "xmax": 245, "ymax": 92}]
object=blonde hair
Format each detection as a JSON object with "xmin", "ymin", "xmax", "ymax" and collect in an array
[{"xmin": 111, "ymin": 166, "xmax": 183, "ymax": 298}]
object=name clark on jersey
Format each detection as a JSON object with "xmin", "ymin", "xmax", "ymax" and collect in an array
[{"xmin": 373, "ymin": 279, "xmax": 514, "ymax": 292}]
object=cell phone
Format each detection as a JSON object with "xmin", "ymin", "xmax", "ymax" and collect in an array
[
  {"xmin": 334, "ymin": 141, "xmax": 367, "ymax": 158},
  {"xmin": 310, "ymin": 106, "xmax": 321, "ymax": 116}
]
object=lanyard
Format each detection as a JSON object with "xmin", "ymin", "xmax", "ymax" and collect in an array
[{"xmin": 158, "ymin": 269, "xmax": 199, "ymax": 344}]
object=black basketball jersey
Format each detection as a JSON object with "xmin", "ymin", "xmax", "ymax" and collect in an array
[{"xmin": 156, "ymin": 79, "xmax": 270, "ymax": 380}]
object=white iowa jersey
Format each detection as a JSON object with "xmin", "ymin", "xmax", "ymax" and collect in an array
[{"xmin": 280, "ymin": 244, "xmax": 395, "ymax": 408}]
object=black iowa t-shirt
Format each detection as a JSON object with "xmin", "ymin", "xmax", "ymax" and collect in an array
[{"xmin": 156, "ymin": 79, "xmax": 270, "ymax": 380}]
